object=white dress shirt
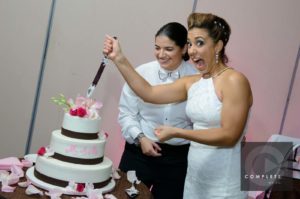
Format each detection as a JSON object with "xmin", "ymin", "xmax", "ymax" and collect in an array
[{"xmin": 118, "ymin": 60, "xmax": 198, "ymax": 145}]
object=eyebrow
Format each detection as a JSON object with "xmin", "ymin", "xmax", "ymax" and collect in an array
[
  {"xmin": 187, "ymin": 36, "xmax": 205, "ymax": 41},
  {"xmin": 194, "ymin": 36, "xmax": 205, "ymax": 40},
  {"xmin": 155, "ymin": 44, "xmax": 175, "ymax": 48}
]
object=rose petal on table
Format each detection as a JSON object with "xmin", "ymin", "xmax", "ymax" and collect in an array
[
  {"xmin": 21, "ymin": 159, "xmax": 34, "ymax": 167},
  {"xmin": 0, "ymin": 157, "xmax": 22, "ymax": 170},
  {"xmin": 112, "ymin": 169, "xmax": 121, "ymax": 180},
  {"xmin": 0, "ymin": 170, "xmax": 9, "ymax": 182},
  {"xmin": 11, "ymin": 165, "xmax": 24, "ymax": 177},
  {"xmin": 25, "ymin": 184, "xmax": 43, "ymax": 196},
  {"xmin": 1, "ymin": 184, "xmax": 16, "ymax": 192},
  {"xmin": 104, "ymin": 194, "xmax": 117, "ymax": 199},
  {"xmin": 86, "ymin": 188, "xmax": 103, "ymax": 199},
  {"xmin": 45, "ymin": 187, "xmax": 64, "ymax": 199},
  {"xmin": 126, "ymin": 171, "xmax": 140, "ymax": 184},
  {"xmin": 7, "ymin": 173, "xmax": 20, "ymax": 185},
  {"xmin": 125, "ymin": 184, "xmax": 139, "ymax": 198},
  {"xmin": 18, "ymin": 180, "xmax": 31, "ymax": 188}
]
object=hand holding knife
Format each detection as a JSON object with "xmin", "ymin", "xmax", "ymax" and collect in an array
[{"xmin": 86, "ymin": 36, "xmax": 116, "ymax": 98}]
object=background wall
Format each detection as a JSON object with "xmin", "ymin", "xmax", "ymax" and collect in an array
[
  {"xmin": 0, "ymin": 0, "xmax": 299, "ymax": 168},
  {"xmin": 0, "ymin": 0, "xmax": 52, "ymax": 157}
]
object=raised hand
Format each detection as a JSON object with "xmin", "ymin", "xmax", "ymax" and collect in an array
[
  {"xmin": 102, "ymin": 35, "xmax": 122, "ymax": 62},
  {"xmin": 155, "ymin": 125, "xmax": 178, "ymax": 142}
]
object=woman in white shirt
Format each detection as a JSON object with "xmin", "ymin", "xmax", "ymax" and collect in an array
[{"xmin": 118, "ymin": 22, "xmax": 198, "ymax": 199}]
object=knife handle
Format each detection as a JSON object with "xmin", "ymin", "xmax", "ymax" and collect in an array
[{"xmin": 92, "ymin": 61, "xmax": 106, "ymax": 86}]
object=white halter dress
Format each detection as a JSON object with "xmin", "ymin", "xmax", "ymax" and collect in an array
[{"xmin": 184, "ymin": 77, "xmax": 247, "ymax": 199}]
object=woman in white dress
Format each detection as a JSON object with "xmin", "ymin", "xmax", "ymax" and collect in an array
[{"xmin": 103, "ymin": 12, "xmax": 252, "ymax": 199}]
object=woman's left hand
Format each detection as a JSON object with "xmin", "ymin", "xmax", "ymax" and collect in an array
[{"xmin": 154, "ymin": 126, "xmax": 178, "ymax": 142}]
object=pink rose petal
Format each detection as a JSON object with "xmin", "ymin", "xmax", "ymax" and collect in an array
[
  {"xmin": 45, "ymin": 187, "xmax": 64, "ymax": 199},
  {"xmin": 21, "ymin": 159, "xmax": 34, "ymax": 167},
  {"xmin": 104, "ymin": 194, "xmax": 117, "ymax": 199},
  {"xmin": 11, "ymin": 165, "xmax": 24, "ymax": 177},
  {"xmin": 25, "ymin": 184, "xmax": 43, "ymax": 196},
  {"xmin": 7, "ymin": 173, "xmax": 20, "ymax": 185},
  {"xmin": 112, "ymin": 169, "xmax": 121, "ymax": 180},
  {"xmin": 18, "ymin": 180, "xmax": 31, "ymax": 188},
  {"xmin": 1, "ymin": 184, "xmax": 16, "ymax": 192}
]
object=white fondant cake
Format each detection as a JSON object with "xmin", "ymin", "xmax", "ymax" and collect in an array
[
  {"xmin": 35, "ymin": 156, "xmax": 112, "ymax": 184},
  {"xmin": 62, "ymin": 112, "xmax": 101, "ymax": 133},
  {"xmin": 50, "ymin": 130, "xmax": 105, "ymax": 159},
  {"xmin": 26, "ymin": 96, "xmax": 114, "ymax": 195}
]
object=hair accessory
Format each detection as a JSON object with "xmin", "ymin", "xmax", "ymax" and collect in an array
[
  {"xmin": 213, "ymin": 20, "xmax": 229, "ymax": 44},
  {"xmin": 214, "ymin": 20, "xmax": 225, "ymax": 30}
]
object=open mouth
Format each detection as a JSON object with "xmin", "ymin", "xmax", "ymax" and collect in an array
[{"xmin": 192, "ymin": 58, "xmax": 206, "ymax": 70}]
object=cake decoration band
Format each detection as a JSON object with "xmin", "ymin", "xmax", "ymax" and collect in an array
[
  {"xmin": 52, "ymin": 153, "xmax": 103, "ymax": 165},
  {"xmin": 61, "ymin": 128, "xmax": 99, "ymax": 140},
  {"xmin": 34, "ymin": 169, "xmax": 111, "ymax": 188}
]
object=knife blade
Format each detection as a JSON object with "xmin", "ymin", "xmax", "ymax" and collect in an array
[{"xmin": 86, "ymin": 57, "xmax": 108, "ymax": 98}]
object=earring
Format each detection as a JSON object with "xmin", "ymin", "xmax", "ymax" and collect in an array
[{"xmin": 215, "ymin": 53, "xmax": 219, "ymax": 64}]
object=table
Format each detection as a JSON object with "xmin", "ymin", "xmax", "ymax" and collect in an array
[
  {"xmin": 268, "ymin": 177, "xmax": 300, "ymax": 199},
  {"xmin": 0, "ymin": 171, "xmax": 153, "ymax": 199}
]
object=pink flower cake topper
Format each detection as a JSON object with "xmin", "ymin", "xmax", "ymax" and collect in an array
[{"xmin": 51, "ymin": 94, "xmax": 103, "ymax": 119}]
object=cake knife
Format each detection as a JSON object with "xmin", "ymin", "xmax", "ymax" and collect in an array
[
  {"xmin": 86, "ymin": 57, "xmax": 108, "ymax": 98},
  {"xmin": 86, "ymin": 37, "xmax": 116, "ymax": 98}
]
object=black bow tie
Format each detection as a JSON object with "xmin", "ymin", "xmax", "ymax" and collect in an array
[{"xmin": 158, "ymin": 70, "xmax": 180, "ymax": 81}]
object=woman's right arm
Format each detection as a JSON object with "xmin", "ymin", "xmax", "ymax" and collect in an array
[
  {"xmin": 118, "ymin": 83, "xmax": 143, "ymax": 144},
  {"xmin": 103, "ymin": 35, "xmax": 187, "ymax": 104}
]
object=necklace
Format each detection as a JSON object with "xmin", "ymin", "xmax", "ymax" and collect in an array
[{"xmin": 211, "ymin": 67, "xmax": 232, "ymax": 78}]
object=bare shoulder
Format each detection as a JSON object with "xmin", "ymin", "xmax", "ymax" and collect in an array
[
  {"xmin": 224, "ymin": 68, "xmax": 250, "ymax": 87},
  {"xmin": 222, "ymin": 68, "xmax": 253, "ymax": 104}
]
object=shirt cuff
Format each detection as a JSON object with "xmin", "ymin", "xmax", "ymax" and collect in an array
[{"xmin": 126, "ymin": 127, "xmax": 143, "ymax": 143}]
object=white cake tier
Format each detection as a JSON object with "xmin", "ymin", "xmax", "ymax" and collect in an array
[
  {"xmin": 26, "ymin": 167, "xmax": 115, "ymax": 195},
  {"xmin": 50, "ymin": 130, "xmax": 105, "ymax": 160},
  {"xmin": 35, "ymin": 156, "xmax": 113, "ymax": 184},
  {"xmin": 62, "ymin": 113, "xmax": 101, "ymax": 133}
]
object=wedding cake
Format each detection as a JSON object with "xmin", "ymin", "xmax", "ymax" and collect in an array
[{"xmin": 26, "ymin": 94, "xmax": 115, "ymax": 195}]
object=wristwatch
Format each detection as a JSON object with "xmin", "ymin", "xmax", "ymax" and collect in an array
[{"xmin": 134, "ymin": 133, "xmax": 146, "ymax": 146}]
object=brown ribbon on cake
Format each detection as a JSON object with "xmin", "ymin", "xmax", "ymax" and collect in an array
[
  {"xmin": 61, "ymin": 128, "xmax": 99, "ymax": 140},
  {"xmin": 52, "ymin": 153, "xmax": 103, "ymax": 165},
  {"xmin": 34, "ymin": 169, "xmax": 111, "ymax": 188}
]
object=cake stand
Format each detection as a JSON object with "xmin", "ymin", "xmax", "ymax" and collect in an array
[{"xmin": 26, "ymin": 167, "xmax": 116, "ymax": 196}]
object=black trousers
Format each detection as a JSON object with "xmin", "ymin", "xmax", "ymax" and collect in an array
[{"xmin": 119, "ymin": 142, "xmax": 189, "ymax": 199}]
